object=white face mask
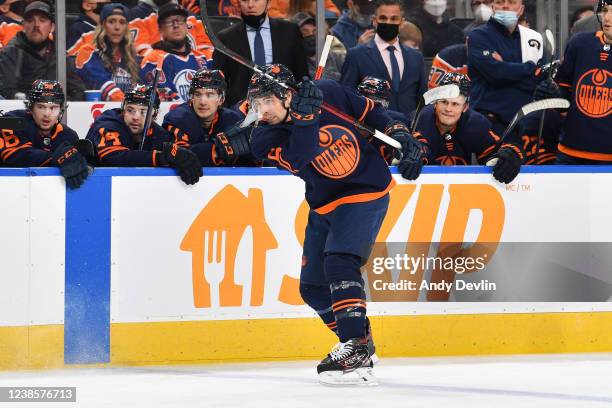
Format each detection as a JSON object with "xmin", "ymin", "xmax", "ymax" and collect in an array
[
  {"xmin": 473, "ymin": 4, "xmax": 493, "ymax": 22},
  {"xmin": 424, "ymin": 0, "xmax": 447, "ymax": 17}
]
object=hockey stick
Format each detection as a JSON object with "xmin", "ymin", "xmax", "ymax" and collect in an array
[
  {"xmin": 198, "ymin": 1, "xmax": 401, "ymax": 149},
  {"xmin": 314, "ymin": 35, "xmax": 334, "ymax": 80},
  {"xmin": 535, "ymin": 29, "xmax": 556, "ymax": 164},
  {"xmin": 486, "ymin": 98, "xmax": 570, "ymax": 166},
  {"xmin": 140, "ymin": 67, "xmax": 161, "ymax": 150},
  {"xmin": 240, "ymin": 106, "xmax": 260, "ymax": 128},
  {"xmin": 409, "ymin": 84, "xmax": 461, "ymax": 133}
]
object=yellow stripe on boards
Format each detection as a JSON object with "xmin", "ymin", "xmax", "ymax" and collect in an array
[
  {"xmin": 0, "ymin": 325, "xmax": 63, "ymax": 370},
  {"xmin": 3, "ymin": 312, "xmax": 612, "ymax": 370}
]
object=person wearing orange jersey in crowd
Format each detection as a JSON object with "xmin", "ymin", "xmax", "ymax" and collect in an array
[
  {"xmin": 140, "ymin": 3, "xmax": 209, "ymax": 102},
  {"xmin": 75, "ymin": 4, "xmax": 140, "ymax": 102},
  {"xmin": 128, "ymin": 0, "xmax": 213, "ymax": 59},
  {"xmin": 0, "ymin": 0, "xmax": 25, "ymax": 48},
  {"xmin": 67, "ymin": 0, "xmax": 111, "ymax": 57}
]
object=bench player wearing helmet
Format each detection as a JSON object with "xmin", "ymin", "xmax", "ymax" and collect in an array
[
  {"xmin": 162, "ymin": 69, "xmax": 255, "ymax": 166},
  {"xmin": 86, "ymin": 83, "xmax": 202, "ymax": 185},
  {"xmin": 412, "ymin": 72, "xmax": 523, "ymax": 183},
  {"xmin": 0, "ymin": 79, "xmax": 90, "ymax": 189}
]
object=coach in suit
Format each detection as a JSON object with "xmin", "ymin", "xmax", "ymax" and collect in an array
[
  {"xmin": 340, "ymin": 0, "xmax": 426, "ymax": 116},
  {"xmin": 212, "ymin": 0, "xmax": 308, "ymax": 106}
]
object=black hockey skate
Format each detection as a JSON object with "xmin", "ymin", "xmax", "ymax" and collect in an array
[{"xmin": 317, "ymin": 338, "xmax": 378, "ymax": 386}]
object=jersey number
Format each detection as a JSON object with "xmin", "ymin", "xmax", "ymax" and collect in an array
[{"xmin": 0, "ymin": 129, "xmax": 20, "ymax": 149}]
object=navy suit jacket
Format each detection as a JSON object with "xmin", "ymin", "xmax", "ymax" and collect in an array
[{"xmin": 340, "ymin": 39, "xmax": 427, "ymax": 116}]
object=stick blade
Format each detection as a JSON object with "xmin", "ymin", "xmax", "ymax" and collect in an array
[
  {"xmin": 422, "ymin": 84, "xmax": 460, "ymax": 105},
  {"xmin": 521, "ymin": 98, "xmax": 570, "ymax": 116},
  {"xmin": 545, "ymin": 29, "xmax": 555, "ymax": 55},
  {"xmin": 241, "ymin": 107, "xmax": 260, "ymax": 128}
]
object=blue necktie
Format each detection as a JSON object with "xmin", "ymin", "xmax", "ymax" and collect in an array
[
  {"xmin": 254, "ymin": 28, "xmax": 265, "ymax": 66},
  {"xmin": 387, "ymin": 45, "xmax": 400, "ymax": 92}
]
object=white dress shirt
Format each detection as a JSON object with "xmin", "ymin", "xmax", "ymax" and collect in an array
[
  {"xmin": 374, "ymin": 33, "xmax": 404, "ymax": 82},
  {"xmin": 245, "ymin": 16, "xmax": 273, "ymax": 65}
]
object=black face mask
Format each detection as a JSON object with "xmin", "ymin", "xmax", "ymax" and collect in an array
[
  {"xmin": 93, "ymin": 3, "xmax": 106, "ymax": 15},
  {"xmin": 303, "ymin": 35, "xmax": 316, "ymax": 57},
  {"xmin": 241, "ymin": 11, "xmax": 266, "ymax": 29},
  {"xmin": 376, "ymin": 23, "xmax": 399, "ymax": 42}
]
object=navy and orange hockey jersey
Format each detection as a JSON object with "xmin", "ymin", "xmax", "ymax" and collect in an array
[
  {"xmin": 250, "ymin": 80, "xmax": 395, "ymax": 214},
  {"xmin": 428, "ymin": 43, "xmax": 468, "ymax": 89},
  {"xmin": 75, "ymin": 45, "xmax": 138, "ymax": 101},
  {"xmin": 412, "ymin": 105, "xmax": 521, "ymax": 165},
  {"xmin": 85, "ymin": 108, "xmax": 170, "ymax": 166},
  {"xmin": 0, "ymin": 109, "xmax": 79, "ymax": 166},
  {"xmin": 555, "ymin": 31, "xmax": 611, "ymax": 161},
  {"xmin": 67, "ymin": 13, "xmax": 96, "ymax": 57},
  {"xmin": 517, "ymin": 109, "xmax": 565, "ymax": 165},
  {"xmin": 0, "ymin": 15, "xmax": 22, "ymax": 49},
  {"xmin": 128, "ymin": 2, "xmax": 213, "ymax": 58},
  {"xmin": 140, "ymin": 45, "xmax": 209, "ymax": 102},
  {"xmin": 162, "ymin": 102, "xmax": 243, "ymax": 165}
]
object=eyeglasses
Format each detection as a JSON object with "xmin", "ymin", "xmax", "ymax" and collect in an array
[{"xmin": 160, "ymin": 18, "xmax": 187, "ymax": 27}]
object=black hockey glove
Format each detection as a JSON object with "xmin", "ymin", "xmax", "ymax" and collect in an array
[
  {"xmin": 159, "ymin": 142, "xmax": 203, "ymax": 185},
  {"xmin": 385, "ymin": 121, "xmax": 414, "ymax": 161},
  {"xmin": 290, "ymin": 77, "xmax": 323, "ymax": 126},
  {"xmin": 492, "ymin": 146, "xmax": 522, "ymax": 184},
  {"xmin": 535, "ymin": 60, "xmax": 560, "ymax": 79},
  {"xmin": 533, "ymin": 78, "xmax": 561, "ymax": 101},
  {"xmin": 212, "ymin": 125, "xmax": 252, "ymax": 163},
  {"xmin": 50, "ymin": 141, "xmax": 90, "ymax": 190}
]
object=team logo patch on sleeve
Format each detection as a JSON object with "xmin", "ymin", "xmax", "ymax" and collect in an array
[
  {"xmin": 311, "ymin": 125, "xmax": 360, "ymax": 179},
  {"xmin": 575, "ymin": 69, "xmax": 611, "ymax": 118}
]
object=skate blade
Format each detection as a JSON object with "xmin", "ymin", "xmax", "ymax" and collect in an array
[
  {"xmin": 318, "ymin": 367, "xmax": 379, "ymax": 386},
  {"xmin": 370, "ymin": 353, "xmax": 379, "ymax": 364}
]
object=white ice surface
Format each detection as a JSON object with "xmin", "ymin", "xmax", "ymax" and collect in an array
[{"xmin": 1, "ymin": 354, "xmax": 612, "ymax": 407}]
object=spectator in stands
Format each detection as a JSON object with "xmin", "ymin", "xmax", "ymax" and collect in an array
[
  {"xmin": 467, "ymin": 0, "xmax": 548, "ymax": 136},
  {"xmin": 140, "ymin": 3, "xmax": 209, "ymax": 102},
  {"xmin": 290, "ymin": 12, "xmax": 345, "ymax": 81},
  {"xmin": 398, "ymin": 20, "xmax": 421, "ymax": 49},
  {"xmin": 129, "ymin": 0, "xmax": 213, "ymax": 59},
  {"xmin": 463, "ymin": 0, "xmax": 493, "ymax": 34},
  {"xmin": 331, "ymin": 0, "xmax": 376, "ymax": 49},
  {"xmin": 570, "ymin": 4, "xmax": 599, "ymax": 35},
  {"xmin": 408, "ymin": 0, "xmax": 465, "ymax": 58},
  {"xmin": 340, "ymin": 0, "xmax": 426, "ymax": 116},
  {"xmin": 571, "ymin": 5, "xmax": 595, "ymax": 30},
  {"xmin": 75, "ymin": 3, "xmax": 140, "ymax": 101},
  {"xmin": 0, "ymin": 0, "xmax": 25, "ymax": 48},
  {"xmin": 67, "ymin": 0, "xmax": 111, "ymax": 56},
  {"xmin": 271, "ymin": 0, "xmax": 339, "ymax": 19},
  {"xmin": 212, "ymin": 0, "xmax": 307, "ymax": 106},
  {"xmin": 0, "ymin": 1, "xmax": 85, "ymax": 100}
]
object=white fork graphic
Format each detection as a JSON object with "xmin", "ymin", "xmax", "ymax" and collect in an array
[{"xmin": 204, "ymin": 230, "xmax": 226, "ymax": 308}]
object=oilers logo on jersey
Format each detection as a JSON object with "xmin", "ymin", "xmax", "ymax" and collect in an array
[
  {"xmin": 575, "ymin": 68, "xmax": 611, "ymax": 118},
  {"xmin": 175, "ymin": 69, "xmax": 196, "ymax": 102},
  {"xmin": 312, "ymin": 125, "xmax": 361, "ymax": 179}
]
